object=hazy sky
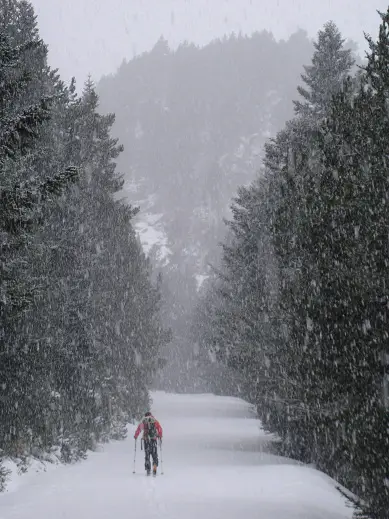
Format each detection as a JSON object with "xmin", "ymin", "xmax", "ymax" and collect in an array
[{"xmin": 31, "ymin": 0, "xmax": 388, "ymax": 87}]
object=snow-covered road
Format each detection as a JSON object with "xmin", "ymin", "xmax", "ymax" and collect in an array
[{"xmin": 0, "ymin": 391, "xmax": 351, "ymax": 519}]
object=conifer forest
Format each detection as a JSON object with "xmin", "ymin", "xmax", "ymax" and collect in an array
[{"xmin": 0, "ymin": 2, "xmax": 388, "ymax": 518}]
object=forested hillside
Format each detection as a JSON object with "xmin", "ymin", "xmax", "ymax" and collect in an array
[
  {"xmin": 97, "ymin": 30, "xmax": 315, "ymax": 268},
  {"xmin": 97, "ymin": 29, "xmax": 359, "ymax": 389}
]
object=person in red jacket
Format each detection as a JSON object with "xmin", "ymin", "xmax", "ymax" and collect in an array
[{"xmin": 134, "ymin": 411, "xmax": 163, "ymax": 475}]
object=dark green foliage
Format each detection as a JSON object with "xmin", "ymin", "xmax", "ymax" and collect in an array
[
  {"xmin": 0, "ymin": 0, "xmax": 167, "ymax": 486},
  {"xmin": 0, "ymin": 5, "xmax": 78, "ymax": 476},
  {"xmin": 195, "ymin": 17, "xmax": 389, "ymax": 519},
  {"xmin": 294, "ymin": 21, "xmax": 354, "ymax": 116}
]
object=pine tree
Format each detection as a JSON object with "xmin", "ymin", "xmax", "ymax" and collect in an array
[
  {"xmin": 294, "ymin": 21, "xmax": 354, "ymax": 117},
  {"xmin": 196, "ymin": 20, "xmax": 357, "ymax": 473},
  {"xmin": 264, "ymin": 11, "xmax": 389, "ymax": 516},
  {"xmin": 309, "ymin": 10, "xmax": 389, "ymax": 516},
  {"xmin": 262, "ymin": 20, "xmax": 356, "ymax": 462},
  {"xmin": 0, "ymin": 24, "xmax": 76, "ymax": 463},
  {"xmin": 0, "ymin": 1, "xmax": 167, "ymax": 483},
  {"xmin": 34, "ymin": 77, "xmax": 168, "ymax": 456}
]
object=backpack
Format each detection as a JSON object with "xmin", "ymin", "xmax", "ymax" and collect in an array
[{"xmin": 143, "ymin": 416, "xmax": 157, "ymax": 440}]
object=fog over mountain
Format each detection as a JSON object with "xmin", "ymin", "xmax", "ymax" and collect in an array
[
  {"xmin": 95, "ymin": 29, "xmax": 360, "ymax": 390},
  {"xmin": 31, "ymin": 0, "xmax": 386, "ymax": 84}
]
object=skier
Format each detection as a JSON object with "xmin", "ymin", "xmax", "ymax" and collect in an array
[{"xmin": 134, "ymin": 411, "xmax": 163, "ymax": 475}]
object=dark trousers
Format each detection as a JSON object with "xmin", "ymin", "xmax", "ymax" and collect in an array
[{"xmin": 144, "ymin": 439, "xmax": 158, "ymax": 471}]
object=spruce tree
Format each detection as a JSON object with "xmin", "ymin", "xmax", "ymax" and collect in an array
[
  {"xmin": 196, "ymin": 19, "xmax": 356, "ymax": 472},
  {"xmin": 311, "ymin": 10, "xmax": 389, "ymax": 516},
  {"xmin": 294, "ymin": 20, "xmax": 354, "ymax": 117},
  {"xmin": 0, "ymin": 24, "xmax": 76, "ymax": 463},
  {"xmin": 35, "ymin": 77, "xmax": 168, "ymax": 455},
  {"xmin": 0, "ymin": 1, "xmax": 167, "ymax": 481}
]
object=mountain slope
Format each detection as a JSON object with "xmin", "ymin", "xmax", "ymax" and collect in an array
[
  {"xmin": 97, "ymin": 30, "xmax": 315, "ymax": 274},
  {"xmin": 96, "ymin": 31, "xmax": 318, "ymax": 388}
]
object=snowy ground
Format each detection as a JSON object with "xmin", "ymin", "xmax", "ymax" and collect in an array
[{"xmin": 0, "ymin": 391, "xmax": 352, "ymax": 519}]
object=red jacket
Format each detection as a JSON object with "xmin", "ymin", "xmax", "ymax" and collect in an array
[{"xmin": 134, "ymin": 415, "xmax": 163, "ymax": 440}]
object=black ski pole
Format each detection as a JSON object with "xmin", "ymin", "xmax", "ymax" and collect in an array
[
  {"xmin": 133, "ymin": 439, "xmax": 137, "ymax": 474},
  {"xmin": 159, "ymin": 439, "xmax": 164, "ymax": 475}
]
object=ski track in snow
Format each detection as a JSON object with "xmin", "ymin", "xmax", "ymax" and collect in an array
[{"xmin": 0, "ymin": 391, "xmax": 352, "ymax": 519}]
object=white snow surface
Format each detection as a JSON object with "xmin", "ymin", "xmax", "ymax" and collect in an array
[
  {"xmin": 0, "ymin": 391, "xmax": 352, "ymax": 519},
  {"xmin": 134, "ymin": 209, "xmax": 170, "ymax": 260}
]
